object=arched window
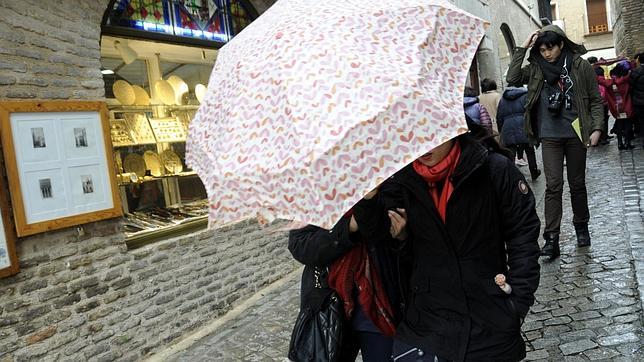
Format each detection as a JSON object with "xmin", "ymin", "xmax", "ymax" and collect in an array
[
  {"xmin": 102, "ymin": 0, "xmax": 258, "ymax": 48},
  {"xmin": 497, "ymin": 24, "xmax": 517, "ymax": 83},
  {"xmin": 500, "ymin": 23, "xmax": 516, "ymax": 55}
]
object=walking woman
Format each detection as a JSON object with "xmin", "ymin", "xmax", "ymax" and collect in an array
[
  {"xmin": 506, "ymin": 25, "xmax": 604, "ymax": 258},
  {"xmin": 288, "ymin": 195, "xmax": 407, "ymax": 361},
  {"xmin": 363, "ymin": 121, "xmax": 541, "ymax": 361}
]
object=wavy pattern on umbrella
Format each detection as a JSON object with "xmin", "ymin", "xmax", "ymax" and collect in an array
[{"xmin": 187, "ymin": 0, "xmax": 489, "ymax": 229}]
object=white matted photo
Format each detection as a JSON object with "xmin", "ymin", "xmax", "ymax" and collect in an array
[
  {"xmin": 23, "ymin": 169, "xmax": 67, "ymax": 223},
  {"xmin": 15, "ymin": 118, "xmax": 60, "ymax": 164},
  {"xmin": 0, "ymin": 101, "xmax": 122, "ymax": 236},
  {"xmin": 62, "ymin": 117, "xmax": 100, "ymax": 160}
]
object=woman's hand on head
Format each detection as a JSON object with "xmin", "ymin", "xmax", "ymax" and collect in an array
[
  {"xmin": 388, "ymin": 208, "xmax": 408, "ymax": 240},
  {"xmin": 522, "ymin": 30, "xmax": 539, "ymax": 48}
]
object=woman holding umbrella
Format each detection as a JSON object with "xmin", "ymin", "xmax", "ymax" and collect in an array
[{"xmin": 364, "ymin": 121, "xmax": 541, "ymax": 361}]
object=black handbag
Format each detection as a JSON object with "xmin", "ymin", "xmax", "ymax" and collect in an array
[{"xmin": 288, "ymin": 267, "xmax": 344, "ymax": 362}]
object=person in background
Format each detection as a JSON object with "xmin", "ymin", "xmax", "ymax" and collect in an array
[
  {"xmin": 464, "ymin": 86, "xmax": 493, "ymax": 133},
  {"xmin": 597, "ymin": 62, "xmax": 634, "ymax": 150},
  {"xmin": 630, "ymin": 52, "xmax": 644, "ymax": 148},
  {"xmin": 588, "ymin": 56, "xmax": 611, "ymax": 145},
  {"xmin": 497, "ymin": 85, "xmax": 542, "ymax": 181},
  {"xmin": 506, "ymin": 25, "xmax": 603, "ymax": 259},
  {"xmin": 479, "ymin": 78, "xmax": 503, "ymax": 139}
]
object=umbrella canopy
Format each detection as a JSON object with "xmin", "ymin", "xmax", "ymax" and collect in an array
[{"xmin": 187, "ymin": 0, "xmax": 488, "ymax": 229}]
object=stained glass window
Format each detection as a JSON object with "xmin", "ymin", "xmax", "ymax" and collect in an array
[{"xmin": 104, "ymin": 0, "xmax": 255, "ymax": 45}]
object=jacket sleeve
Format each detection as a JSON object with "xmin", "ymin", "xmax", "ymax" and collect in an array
[
  {"xmin": 506, "ymin": 47, "xmax": 531, "ymax": 86},
  {"xmin": 489, "ymin": 155, "xmax": 541, "ymax": 318},
  {"xmin": 581, "ymin": 60, "xmax": 605, "ymax": 134},
  {"xmin": 288, "ymin": 216, "xmax": 357, "ymax": 267},
  {"xmin": 479, "ymin": 104, "xmax": 493, "ymax": 132}
]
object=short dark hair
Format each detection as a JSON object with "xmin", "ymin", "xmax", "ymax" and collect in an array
[
  {"xmin": 480, "ymin": 78, "xmax": 497, "ymax": 92},
  {"xmin": 587, "ymin": 56, "xmax": 598, "ymax": 64},
  {"xmin": 464, "ymin": 86, "xmax": 478, "ymax": 97},
  {"xmin": 534, "ymin": 31, "xmax": 565, "ymax": 50},
  {"xmin": 637, "ymin": 53, "xmax": 644, "ymax": 63}
]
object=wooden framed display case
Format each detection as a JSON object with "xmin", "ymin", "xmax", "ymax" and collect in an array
[{"xmin": 0, "ymin": 101, "xmax": 123, "ymax": 237}]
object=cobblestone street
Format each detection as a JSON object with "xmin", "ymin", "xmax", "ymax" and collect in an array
[{"xmin": 155, "ymin": 140, "xmax": 644, "ymax": 362}]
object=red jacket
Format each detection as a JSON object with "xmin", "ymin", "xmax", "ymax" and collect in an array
[{"xmin": 597, "ymin": 75, "xmax": 633, "ymax": 119}]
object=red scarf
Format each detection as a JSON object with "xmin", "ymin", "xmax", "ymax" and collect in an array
[
  {"xmin": 412, "ymin": 142, "xmax": 461, "ymax": 222},
  {"xmin": 327, "ymin": 243, "xmax": 396, "ymax": 337}
]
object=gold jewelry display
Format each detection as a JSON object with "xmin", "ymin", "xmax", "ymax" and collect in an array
[
  {"xmin": 109, "ymin": 119, "xmax": 136, "ymax": 146},
  {"xmin": 143, "ymin": 150, "xmax": 163, "ymax": 177},
  {"xmin": 113, "ymin": 80, "xmax": 136, "ymax": 106},
  {"xmin": 160, "ymin": 149, "xmax": 183, "ymax": 174},
  {"xmin": 124, "ymin": 113, "xmax": 156, "ymax": 144},
  {"xmin": 123, "ymin": 153, "xmax": 146, "ymax": 177},
  {"xmin": 132, "ymin": 85, "xmax": 151, "ymax": 106},
  {"xmin": 148, "ymin": 117, "xmax": 187, "ymax": 142}
]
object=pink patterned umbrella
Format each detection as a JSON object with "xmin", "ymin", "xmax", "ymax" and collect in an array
[{"xmin": 187, "ymin": 0, "xmax": 488, "ymax": 229}]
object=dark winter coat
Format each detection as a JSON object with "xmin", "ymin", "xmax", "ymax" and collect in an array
[
  {"xmin": 630, "ymin": 65, "xmax": 644, "ymax": 106},
  {"xmin": 497, "ymin": 87, "xmax": 530, "ymax": 146},
  {"xmin": 368, "ymin": 134, "xmax": 541, "ymax": 361},
  {"xmin": 288, "ymin": 205, "xmax": 408, "ymax": 323},
  {"xmin": 506, "ymin": 24, "xmax": 603, "ymax": 146}
]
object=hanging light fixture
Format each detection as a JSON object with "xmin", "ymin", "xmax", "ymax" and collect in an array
[{"xmin": 114, "ymin": 40, "xmax": 138, "ymax": 65}]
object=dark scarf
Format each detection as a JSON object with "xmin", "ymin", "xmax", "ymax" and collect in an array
[{"xmin": 536, "ymin": 47, "xmax": 573, "ymax": 85}]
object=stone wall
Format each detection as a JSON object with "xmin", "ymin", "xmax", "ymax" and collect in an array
[
  {"xmin": 0, "ymin": 218, "xmax": 295, "ymax": 361},
  {"xmin": 0, "ymin": 0, "xmax": 299, "ymax": 361},
  {"xmin": 611, "ymin": 0, "xmax": 644, "ymax": 56},
  {"xmin": 0, "ymin": 0, "xmax": 109, "ymax": 100}
]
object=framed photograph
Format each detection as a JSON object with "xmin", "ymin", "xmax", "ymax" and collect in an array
[
  {"xmin": 0, "ymin": 101, "xmax": 122, "ymax": 236},
  {"xmin": 0, "ymin": 153, "xmax": 19, "ymax": 278}
]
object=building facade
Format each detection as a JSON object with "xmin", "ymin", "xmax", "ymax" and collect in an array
[
  {"xmin": 610, "ymin": 0, "xmax": 644, "ymax": 57},
  {"xmin": 550, "ymin": 0, "xmax": 617, "ymax": 59},
  {"xmin": 0, "ymin": 0, "xmax": 544, "ymax": 361}
]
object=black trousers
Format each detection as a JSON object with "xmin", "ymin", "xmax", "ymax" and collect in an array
[
  {"xmin": 541, "ymin": 138, "xmax": 589, "ymax": 235},
  {"xmin": 339, "ymin": 330, "xmax": 393, "ymax": 361},
  {"xmin": 634, "ymin": 105, "xmax": 644, "ymax": 144},
  {"xmin": 507, "ymin": 143, "xmax": 539, "ymax": 178},
  {"xmin": 614, "ymin": 118, "xmax": 633, "ymax": 146}
]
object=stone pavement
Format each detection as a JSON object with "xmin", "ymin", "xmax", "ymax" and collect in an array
[{"xmin": 154, "ymin": 139, "xmax": 644, "ymax": 361}]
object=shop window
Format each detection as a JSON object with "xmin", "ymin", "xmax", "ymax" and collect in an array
[
  {"xmin": 159, "ymin": 61, "xmax": 213, "ymax": 104},
  {"xmin": 586, "ymin": 0, "xmax": 608, "ymax": 33},
  {"xmin": 101, "ymin": 57, "xmax": 150, "ymax": 99},
  {"xmin": 103, "ymin": 0, "xmax": 256, "ymax": 46}
]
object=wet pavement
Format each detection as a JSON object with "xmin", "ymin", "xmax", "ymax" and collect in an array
[{"xmin": 154, "ymin": 138, "xmax": 644, "ymax": 361}]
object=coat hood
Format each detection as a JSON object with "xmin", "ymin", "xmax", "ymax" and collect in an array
[
  {"xmin": 528, "ymin": 25, "xmax": 587, "ymax": 62},
  {"xmin": 463, "ymin": 96, "xmax": 479, "ymax": 107},
  {"xmin": 502, "ymin": 87, "xmax": 528, "ymax": 100}
]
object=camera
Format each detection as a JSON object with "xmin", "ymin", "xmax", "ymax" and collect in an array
[
  {"xmin": 547, "ymin": 91, "xmax": 563, "ymax": 113},
  {"xmin": 547, "ymin": 91, "xmax": 572, "ymax": 113}
]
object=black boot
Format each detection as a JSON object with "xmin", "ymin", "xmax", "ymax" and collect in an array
[
  {"xmin": 540, "ymin": 232, "xmax": 560, "ymax": 260},
  {"xmin": 574, "ymin": 223, "xmax": 591, "ymax": 247}
]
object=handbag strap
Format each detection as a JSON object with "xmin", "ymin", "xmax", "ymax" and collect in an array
[{"xmin": 313, "ymin": 266, "xmax": 330, "ymax": 289}]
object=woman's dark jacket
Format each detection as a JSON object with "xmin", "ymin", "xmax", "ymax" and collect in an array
[
  {"xmin": 288, "ymin": 205, "xmax": 408, "ymax": 323},
  {"xmin": 497, "ymin": 87, "xmax": 530, "ymax": 146},
  {"xmin": 364, "ymin": 134, "xmax": 541, "ymax": 361}
]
